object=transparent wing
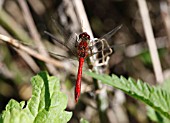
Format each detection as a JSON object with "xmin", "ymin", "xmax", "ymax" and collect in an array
[
  {"xmin": 100, "ymin": 24, "xmax": 123, "ymax": 41},
  {"xmin": 45, "ymin": 17, "xmax": 79, "ymax": 57},
  {"xmin": 89, "ymin": 25, "xmax": 128, "ymax": 66},
  {"xmin": 44, "ymin": 31, "xmax": 77, "ymax": 57}
]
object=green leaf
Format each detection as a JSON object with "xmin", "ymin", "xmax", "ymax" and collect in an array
[
  {"xmin": 146, "ymin": 79, "xmax": 170, "ymax": 123},
  {"xmin": 86, "ymin": 71, "xmax": 170, "ymax": 119},
  {"xmin": 147, "ymin": 106, "xmax": 170, "ymax": 123},
  {"xmin": 1, "ymin": 71, "xmax": 72, "ymax": 123},
  {"xmin": 80, "ymin": 118, "xmax": 89, "ymax": 123}
]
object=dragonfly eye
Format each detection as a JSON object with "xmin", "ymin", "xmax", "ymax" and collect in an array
[
  {"xmin": 86, "ymin": 35, "xmax": 90, "ymax": 40},
  {"xmin": 79, "ymin": 32, "xmax": 90, "ymax": 40}
]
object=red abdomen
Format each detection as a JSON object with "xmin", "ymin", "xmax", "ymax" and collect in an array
[{"xmin": 75, "ymin": 57, "xmax": 84, "ymax": 103}]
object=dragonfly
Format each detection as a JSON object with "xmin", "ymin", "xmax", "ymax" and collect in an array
[{"xmin": 45, "ymin": 24, "xmax": 123, "ymax": 103}]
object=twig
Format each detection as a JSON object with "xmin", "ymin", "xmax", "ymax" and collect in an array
[
  {"xmin": 16, "ymin": 49, "xmax": 40, "ymax": 72},
  {"xmin": 137, "ymin": 0, "xmax": 164, "ymax": 83},
  {"xmin": 73, "ymin": 0, "xmax": 110, "ymax": 122},
  {"xmin": 160, "ymin": 1, "xmax": 170, "ymax": 48},
  {"xmin": 60, "ymin": 0, "xmax": 80, "ymax": 33},
  {"xmin": 0, "ymin": 34, "xmax": 75, "ymax": 75},
  {"xmin": 72, "ymin": 0, "xmax": 93, "ymax": 38},
  {"xmin": 0, "ymin": 0, "xmax": 4, "ymax": 9},
  {"xmin": 0, "ymin": 9, "xmax": 33, "ymax": 44},
  {"xmin": 18, "ymin": 0, "xmax": 57, "ymax": 75},
  {"xmin": 0, "ymin": 61, "xmax": 14, "ymax": 79},
  {"xmin": 0, "ymin": 26, "xmax": 40, "ymax": 73},
  {"xmin": 28, "ymin": 0, "xmax": 45, "ymax": 15}
]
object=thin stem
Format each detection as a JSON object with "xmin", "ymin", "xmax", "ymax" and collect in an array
[
  {"xmin": 73, "ymin": 0, "xmax": 109, "ymax": 122},
  {"xmin": 0, "ymin": 34, "xmax": 75, "ymax": 75},
  {"xmin": 18, "ymin": 0, "xmax": 57, "ymax": 75},
  {"xmin": 137, "ymin": 0, "xmax": 164, "ymax": 84},
  {"xmin": 160, "ymin": 1, "xmax": 170, "ymax": 48},
  {"xmin": 0, "ymin": 26, "xmax": 40, "ymax": 73}
]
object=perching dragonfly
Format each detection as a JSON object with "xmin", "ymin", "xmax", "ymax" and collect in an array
[{"xmin": 45, "ymin": 24, "xmax": 122, "ymax": 103}]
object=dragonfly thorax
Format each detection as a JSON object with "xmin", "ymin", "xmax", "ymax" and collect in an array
[{"xmin": 77, "ymin": 41, "xmax": 89, "ymax": 58}]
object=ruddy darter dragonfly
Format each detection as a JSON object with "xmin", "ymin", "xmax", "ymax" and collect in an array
[{"xmin": 45, "ymin": 25, "xmax": 122, "ymax": 103}]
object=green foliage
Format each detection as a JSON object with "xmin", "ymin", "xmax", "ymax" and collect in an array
[
  {"xmin": 146, "ymin": 79, "xmax": 170, "ymax": 123},
  {"xmin": 147, "ymin": 106, "xmax": 170, "ymax": 123},
  {"xmin": 86, "ymin": 71, "xmax": 170, "ymax": 120},
  {"xmin": 80, "ymin": 118, "xmax": 89, "ymax": 123},
  {"xmin": 0, "ymin": 71, "xmax": 72, "ymax": 123},
  {"xmin": 139, "ymin": 48, "xmax": 166, "ymax": 66}
]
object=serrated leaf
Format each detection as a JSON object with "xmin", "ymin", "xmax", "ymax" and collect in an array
[
  {"xmin": 147, "ymin": 78, "xmax": 170, "ymax": 123},
  {"xmin": 147, "ymin": 106, "xmax": 170, "ymax": 123},
  {"xmin": 1, "ymin": 71, "xmax": 72, "ymax": 123},
  {"xmin": 86, "ymin": 71, "xmax": 170, "ymax": 119}
]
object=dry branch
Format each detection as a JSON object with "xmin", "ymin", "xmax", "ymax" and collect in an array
[
  {"xmin": 18, "ymin": 0, "xmax": 57, "ymax": 75},
  {"xmin": 0, "ymin": 34, "xmax": 75, "ymax": 75},
  {"xmin": 137, "ymin": 0, "xmax": 164, "ymax": 83}
]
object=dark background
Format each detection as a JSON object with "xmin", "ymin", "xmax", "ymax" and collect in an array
[{"xmin": 0, "ymin": 0, "xmax": 169, "ymax": 123}]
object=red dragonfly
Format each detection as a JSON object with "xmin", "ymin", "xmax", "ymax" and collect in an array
[{"xmin": 45, "ymin": 25, "xmax": 122, "ymax": 103}]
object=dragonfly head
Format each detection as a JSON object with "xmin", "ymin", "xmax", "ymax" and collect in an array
[{"xmin": 79, "ymin": 32, "xmax": 90, "ymax": 40}]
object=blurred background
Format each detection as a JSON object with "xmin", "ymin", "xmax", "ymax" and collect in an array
[{"xmin": 0, "ymin": 0, "xmax": 169, "ymax": 123}]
